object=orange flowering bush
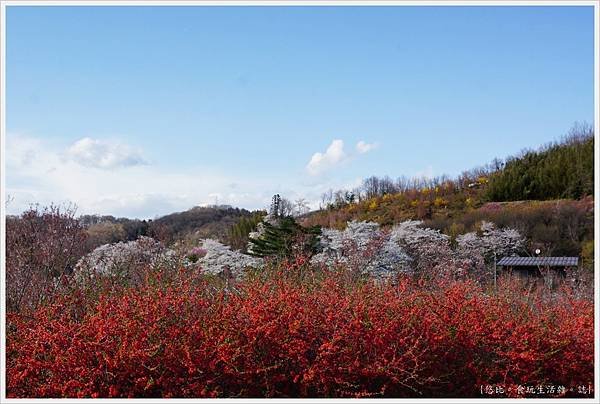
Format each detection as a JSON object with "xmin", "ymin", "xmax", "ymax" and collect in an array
[{"xmin": 6, "ymin": 261, "xmax": 593, "ymax": 398}]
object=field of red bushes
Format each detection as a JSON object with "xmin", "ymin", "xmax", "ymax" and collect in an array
[{"xmin": 6, "ymin": 263, "xmax": 594, "ymax": 398}]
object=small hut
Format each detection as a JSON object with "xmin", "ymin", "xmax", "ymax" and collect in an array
[{"xmin": 497, "ymin": 256, "xmax": 578, "ymax": 286}]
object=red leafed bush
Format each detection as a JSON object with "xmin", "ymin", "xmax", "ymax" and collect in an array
[
  {"xmin": 6, "ymin": 266, "xmax": 594, "ymax": 398},
  {"xmin": 6, "ymin": 204, "xmax": 87, "ymax": 313}
]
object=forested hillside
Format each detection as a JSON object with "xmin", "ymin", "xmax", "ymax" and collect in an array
[
  {"xmin": 485, "ymin": 127, "xmax": 593, "ymax": 201},
  {"xmin": 150, "ymin": 205, "xmax": 255, "ymax": 244},
  {"xmin": 79, "ymin": 205, "xmax": 257, "ymax": 250},
  {"xmin": 301, "ymin": 125, "xmax": 594, "ymax": 261}
]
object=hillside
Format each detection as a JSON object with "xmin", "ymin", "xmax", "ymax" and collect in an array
[
  {"xmin": 150, "ymin": 205, "xmax": 256, "ymax": 244},
  {"xmin": 80, "ymin": 205, "xmax": 257, "ymax": 250},
  {"xmin": 485, "ymin": 128, "xmax": 593, "ymax": 201},
  {"xmin": 301, "ymin": 127, "xmax": 594, "ymax": 260}
]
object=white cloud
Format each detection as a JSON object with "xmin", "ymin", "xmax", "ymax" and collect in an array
[
  {"xmin": 6, "ymin": 134, "xmax": 381, "ymax": 219},
  {"xmin": 65, "ymin": 137, "xmax": 147, "ymax": 169},
  {"xmin": 5, "ymin": 133, "xmax": 300, "ymax": 218},
  {"xmin": 415, "ymin": 165, "xmax": 434, "ymax": 179},
  {"xmin": 306, "ymin": 139, "xmax": 347, "ymax": 175},
  {"xmin": 5, "ymin": 133, "xmax": 42, "ymax": 168},
  {"xmin": 355, "ymin": 140, "xmax": 378, "ymax": 154},
  {"xmin": 306, "ymin": 139, "xmax": 379, "ymax": 176}
]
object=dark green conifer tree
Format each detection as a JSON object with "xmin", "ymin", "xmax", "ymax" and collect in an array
[{"xmin": 249, "ymin": 195, "xmax": 321, "ymax": 258}]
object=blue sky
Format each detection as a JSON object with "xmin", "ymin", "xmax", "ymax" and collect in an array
[{"xmin": 5, "ymin": 5, "xmax": 595, "ymax": 218}]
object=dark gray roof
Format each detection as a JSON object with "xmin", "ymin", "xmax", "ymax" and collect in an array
[{"xmin": 497, "ymin": 256, "xmax": 578, "ymax": 267}]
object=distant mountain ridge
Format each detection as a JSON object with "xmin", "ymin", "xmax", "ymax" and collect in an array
[{"xmin": 80, "ymin": 205, "xmax": 257, "ymax": 250}]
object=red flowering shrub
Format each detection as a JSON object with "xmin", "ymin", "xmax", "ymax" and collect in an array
[
  {"xmin": 6, "ymin": 264, "xmax": 594, "ymax": 398},
  {"xmin": 6, "ymin": 204, "xmax": 87, "ymax": 313}
]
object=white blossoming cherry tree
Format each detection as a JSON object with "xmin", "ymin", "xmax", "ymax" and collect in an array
[
  {"xmin": 389, "ymin": 220, "xmax": 460, "ymax": 279},
  {"xmin": 311, "ymin": 220, "xmax": 412, "ymax": 281},
  {"xmin": 74, "ymin": 236, "xmax": 179, "ymax": 287},
  {"xmin": 191, "ymin": 239, "xmax": 263, "ymax": 279},
  {"xmin": 456, "ymin": 221, "xmax": 526, "ymax": 281}
]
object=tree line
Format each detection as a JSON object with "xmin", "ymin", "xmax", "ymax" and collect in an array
[
  {"xmin": 320, "ymin": 123, "xmax": 594, "ymax": 211},
  {"xmin": 485, "ymin": 123, "xmax": 593, "ymax": 201}
]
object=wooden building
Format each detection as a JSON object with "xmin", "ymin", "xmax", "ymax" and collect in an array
[{"xmin": 497, "ymin": 256, "xmax": 578, "ymax": 286}]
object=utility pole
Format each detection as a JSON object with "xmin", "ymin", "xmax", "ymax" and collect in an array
[{"xmin": 493, "ymin": 251, "xmax": 497, "ymax": 290}]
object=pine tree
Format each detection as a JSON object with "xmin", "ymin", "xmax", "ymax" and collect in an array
[
  {"xmin": 227, "ymin": 212, "xmax": 266, "ymax": 251},
  {"xmin": 248, "ymin": 216, "xmax": 321, "ymax": 258},
  {"xmin": 270, "ymin": 194, "xmax": 282, "ymax": 218}
]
